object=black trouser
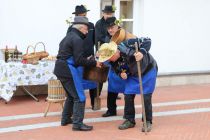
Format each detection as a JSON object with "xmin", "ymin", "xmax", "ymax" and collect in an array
[
  {"xmin": 58, "ymin": 77, "xmax": 86, "ymax": 126},
  {"xmin": 106, "ymin": 92, "xmax": 119, "ymax": 114},
  {"xmin": 89, "ymin": 82, "xmax": 103, "ymax": 107},
  {"xmin": 124, "ymin": 94, "xmax": 153, "ymax": 124}
]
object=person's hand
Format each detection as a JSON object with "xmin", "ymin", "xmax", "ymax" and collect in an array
[
  {"xmin": 95, "ymin": 51, "xmax": 100, "ymax": 58},
  {"xmin": 87, "ymin": 55, "xmax": 94, "ymax": 60},
  {"xmin": 96, "ymin": 61, "xmax": 102, "ymax": 68},
  {"xmin": 134, "ymin": 52, "xmax": 143, "ymax": 61},
  {"xmin": 120, "ymin": 72, "xmax": 127, "ymax": 79}
]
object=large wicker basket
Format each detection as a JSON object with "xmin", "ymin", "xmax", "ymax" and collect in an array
[
  {"xmin": 22, "ymin": 45, "xmax": 39, "ymax": 65},
  {"xmin": 35, "ymin": 42, "xmax": 49, "ymax": 60}
]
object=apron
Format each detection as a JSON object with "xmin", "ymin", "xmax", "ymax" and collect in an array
[
  {"xmin": 67, "ymin": 57, "xmax": 97, "ymax": 102},
  {"xmin": 124, "ymin": 68, "xmax": 157, "ymax": 95},
  {"xmin": 108, "ymin": 68, "xmax": 126, "ymax": 93}
]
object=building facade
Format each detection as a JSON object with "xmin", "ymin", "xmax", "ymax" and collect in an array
[{"xmin": 1, "ymin": 0, "xmax": 210, "ymax": 75}]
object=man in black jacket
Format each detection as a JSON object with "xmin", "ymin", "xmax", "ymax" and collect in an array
[
  {"xmin": 95, "ymin": 5, "xmax": 115, "ymax": 49},
  {"xmin": 54, "ymin": 16, "xmax": 102, "ymax": 131},
  {"xmin": 67, "ymin": 5, "xmax": 97, "ymax": 110},
  {"xmin": 67, "ymin": 5, "xmax": 94, "ymax": 58},
  {"xmin": 95, "ymin": 6, "xmax": 120, "ymax": 111},
  {"xmin": 101, "ymin": 17, "xmax": 129, "ymax": 118}
]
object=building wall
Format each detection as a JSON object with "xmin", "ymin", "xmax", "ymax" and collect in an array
[
  {"xmin": 133, "ymin": 0, "xmax": 210, "ymax": 73},
  {"xmin": 0, "ymin": 0, "xmax": 210, "ymax": 74},
  {"xmin": 0, "ymin": 0, "xmax": 101, "ymax": 55}
]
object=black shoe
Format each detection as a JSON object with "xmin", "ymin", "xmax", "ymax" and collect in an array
[
  {"xmin": 61, "ymin": 118, "xmax": 73, "ymax": 126},
  {"xmin": 102, "ymin": 111, "xmax": 116, "ymax": 117},
  {"xmin": 72, "ymin": 124, "xmax": 93, "ymax": 131}
]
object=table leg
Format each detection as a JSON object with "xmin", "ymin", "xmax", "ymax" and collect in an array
[{"xmin": 22, "ymin": 86, "xmax": 39, "ymax": 102}]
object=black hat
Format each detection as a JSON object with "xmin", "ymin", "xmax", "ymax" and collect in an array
[
  {"xmin": 71, "ymin": 16, "xmax": 89, "ymax": 26},
  {"xmin": 106, "ymin": 17, "xmax": 117, "ymax": 27},
  {"xmin": 72, "ymin": 5, "xmax": 90, "ymax": 15},
  {"xmin": 102, "ymin": 5, "xmax": 115, "ymax": 13}
]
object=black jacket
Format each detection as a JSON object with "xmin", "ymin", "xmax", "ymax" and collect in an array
[
  {"xmin": 95, "ymin": 17, "xmax": 110, "ymax": 50},
  {"xmin": 54, "ymin": 28, "xmax": 96, "ymax": 78},
  {"xmin": 67, "ymin": 22, "xmax": 95, "ymax": 57}
]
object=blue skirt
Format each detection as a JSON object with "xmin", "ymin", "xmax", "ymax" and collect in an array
[
  {"xmin": 108, "ymin": 69, "xmax": 126, "ymax": 93},
  {"xmin": 67, "ymin": 57, "xmax": 97, "ymax": 102},
  {"xmin": 124, "ymin": 68, "xmax": 157, "ymax": 95}
]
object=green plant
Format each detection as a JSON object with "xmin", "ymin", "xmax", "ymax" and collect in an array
[{"xmin": 65, "ymin": 17, "xmax": 72, "ymax": 25}]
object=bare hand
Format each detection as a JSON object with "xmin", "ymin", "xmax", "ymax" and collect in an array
[
  {"xmin": 95, "ymin": 51, "xmax": 100, "ymax": 57},
  {"xmin": 96, "ymin": 62, "xmax": 102, "ymax": 68},
  {"xmin": 134, "ymin": 52, "xmax": 143, "ymax": 61},
  {"xmin": 87, "ymin": 55, "xmax": 93, "ymax": 60},
  {"xmin": 120, "ymin": 72, "xmax": 127, "ymax": 79}
]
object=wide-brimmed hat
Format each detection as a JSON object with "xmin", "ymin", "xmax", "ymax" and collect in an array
[
  {"xmin": 98, "ymin": 41, "xmax": 118, "ymax": 62},
  {"xmin": 102, "ymin": 5, "xmax": 115, "ymax": 13},
  {"xmin": 71, "ymin": 16, "xmax": 89, "ymax": 26},
  {"xmin": 72, "ymin": 5, "xmax": 90, "ymax": 14}
]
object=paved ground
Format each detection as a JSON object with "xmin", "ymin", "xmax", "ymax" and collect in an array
[{"xmin": 0, "ymin": 84, "xmax": 210, "ymax": 140}]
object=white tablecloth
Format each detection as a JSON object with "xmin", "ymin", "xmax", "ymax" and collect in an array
[{"xmin": 0, "ymin": 60, "xmax": 56, "ymax": 102}]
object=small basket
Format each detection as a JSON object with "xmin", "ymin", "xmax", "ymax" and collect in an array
[
  {"xmin": 22, "ymin": 45, "xmax": 39, "ymax": 65},
  {"xmin": 35, "ymin": 42, "xmax": 49, "ymax": 60}
]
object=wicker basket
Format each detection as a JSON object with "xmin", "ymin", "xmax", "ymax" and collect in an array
[
  {"xmin": 22, "ymin": 45, "xmax": 39, "ymax": 65},
  {"xmin": 35, "ymin": 42, "xmax": 49, "ymax": 60}
]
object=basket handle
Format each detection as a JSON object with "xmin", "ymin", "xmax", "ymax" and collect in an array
[
  {"xmin": 26, "ymin": 45, "xmax": 35, "ymax": 54},
  {"xmin": 34, "ymin": 42, "xmax": 46, "ymax": 52}
]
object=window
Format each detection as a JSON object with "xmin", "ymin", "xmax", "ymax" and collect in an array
[{"xmin": 120, "ymin": 0, "xmax": 133, "ymax": 33}]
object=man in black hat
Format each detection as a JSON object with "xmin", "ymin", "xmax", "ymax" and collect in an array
[
  {"xmin": 54, "ymin": 16, "xmax": 102, "ymax": 131},
  {"xmin": 95, "ymin": 5, "xmax": 116, "ymax": 48},
  {"xmin": 94, "ymin": 5, "xmax": 118, "ymax": 108},
  {"xmin": 101, "ymin": 17, "xmax": 125, "ymax": 118},
  {"xmin": 72, "ymin": 5, "xmax": 90, "ymax": 15},
  {"xmin": 67, "ymin": 5, "xmax": 98, "ymax": 110}
]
